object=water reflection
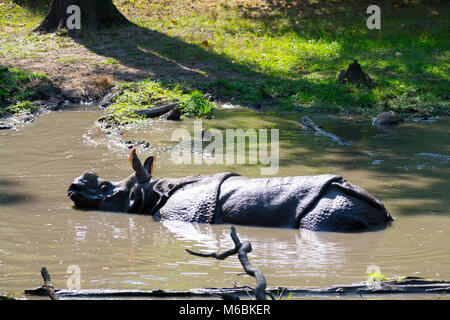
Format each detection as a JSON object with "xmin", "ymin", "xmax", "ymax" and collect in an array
[
  {"xmin": 160, "ymin": 220, "xmax": 386, "ymax": 277},
  {"xmin": 0, "ymin": 178, "xmax": 34, "ymax": 205}
]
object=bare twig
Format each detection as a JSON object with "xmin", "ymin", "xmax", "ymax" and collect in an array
[
  {"xmin": 186, "ymin": 226, "xmax": 269, "ymax": 300},
  {"xmin": 185, "ymin": 246, "xmax": 238, "ymax": 260}
]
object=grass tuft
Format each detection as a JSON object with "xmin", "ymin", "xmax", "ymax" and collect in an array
[{"xmin": 179, "ymin": 90, "xmax": 215, "ymax": 118}]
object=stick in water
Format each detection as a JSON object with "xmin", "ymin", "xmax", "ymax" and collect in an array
[
  {"xmin": 186, "ymin": 226, "xmax": 272, "ymax": 300},
  {"xmin": 40, "ymin": 267, "xmax": 59, "ymax": 300}
]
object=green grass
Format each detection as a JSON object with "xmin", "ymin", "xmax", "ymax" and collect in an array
[
  {"xmin": 116, "ymin": 0, "xmax": 449, "ymax": 116},
  {"xmin": 6, "ymin": 100, "xmax": 38, "ymax": 113},
  {"xmin": 1, "ymin": 0, "xmax": 448, "ymax": 116},
  {"xmin": 179, "ymin": 90, "xmax": 215, "ymax": 118},
  {"xmin": 107, "ymin": 78, "xmax": 215, "ymax": 123},
  {"xmin": 0, "ymin": 1, "xmax": 44, "ymax": 29},
  {"xmin": 0, "ymin": 66, "xmax": 49, "ymax": 115}
]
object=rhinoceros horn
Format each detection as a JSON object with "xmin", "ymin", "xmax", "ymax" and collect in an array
[{"xmin": 129, "ymin": 147, "xmax": 151, "ymax": 183}]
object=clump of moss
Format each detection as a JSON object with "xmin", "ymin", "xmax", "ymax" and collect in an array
[{"xmin": 366, "ymin": 270, "xmax": 390, "ymax": 283}]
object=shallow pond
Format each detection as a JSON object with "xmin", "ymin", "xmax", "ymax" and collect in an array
[{"xmin": 0, "ymin": 105, "xmax": 449, "ymax": 299}]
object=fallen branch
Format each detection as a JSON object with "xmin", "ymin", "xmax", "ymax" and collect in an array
[
  {"xmin": 130, "ymin": 102, "xmax": 179, "ymax": 118},
  {"xmin": 186, "ymin": 226, "xmax": 270, "ymax": 300}
]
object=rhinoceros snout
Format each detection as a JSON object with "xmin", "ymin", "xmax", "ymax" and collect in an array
[{"xmin": 68, "ymin": 173, "xmax": 101, "ymax": 209}]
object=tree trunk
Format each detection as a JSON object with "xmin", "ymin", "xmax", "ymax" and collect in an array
[{"xmin": 35, "ymin": 0, "xmax": 131, "ymax": 33}]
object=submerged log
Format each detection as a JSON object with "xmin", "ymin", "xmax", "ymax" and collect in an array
[
  {"xmin": 24, "ymin": 277, "xmax": 450, "ymax": 299},
  {"xmin": 300, "ymin": 116, "xmax": 351, "ymax": 145},
  {"xmin": 24, "ymin": 241, "xmax": 450, "ymax": 300}
]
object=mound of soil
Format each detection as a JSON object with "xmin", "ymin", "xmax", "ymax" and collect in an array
[{"xmin": 338, "ymin": 60, "xmax": 375, "ymax": 87}]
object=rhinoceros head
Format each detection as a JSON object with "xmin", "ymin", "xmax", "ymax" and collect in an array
[{"xmin": 68, "ymin": 148, "xmax": 156, "ymax": 213}]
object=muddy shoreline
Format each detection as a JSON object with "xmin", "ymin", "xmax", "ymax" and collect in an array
[{"xmin": 0, "ymin": 74, "xmax": 78, "ymax": 130}]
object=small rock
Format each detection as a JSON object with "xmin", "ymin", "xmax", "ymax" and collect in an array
[
  {"xmin": 372, "ymin": 111, "xmax": 402, "ymax": 126},
  {"xmin": 121, "ymin": 139, "xmax": 151, "ymax": 149},
  {"xmin": 394, "ymin": 52, "xmax": 402, "ymax": 57},
  {"xmin": 99, "ymin": 87, "xmax": 120, "ymax": 108},
  {"xmin": 201, "ymin": 129, "xmax": 211, "ymax": 141}
]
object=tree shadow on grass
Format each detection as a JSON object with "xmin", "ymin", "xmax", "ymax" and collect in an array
[
  {"xmin": 12, "ymin": 1, "xmax": 448, "ymax": 113},
  {"xmin": 228, "ymin": 0, "xmax": 449, "ymax": 108},
  {"xmin": 69, "ymin": 2, "xmax": 448, "ymax": 115},
  {"xmin": 68, "ymin": 20, "xmax": 373, "ymax": 110},
  {"xmin": 12, "ymin": 0, "xmax": 50, "ymax": 15}
]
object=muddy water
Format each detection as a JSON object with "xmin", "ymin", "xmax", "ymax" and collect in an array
[{"xmin": 0, "ymin": 105, "xmax": 449, "ymax": 298}]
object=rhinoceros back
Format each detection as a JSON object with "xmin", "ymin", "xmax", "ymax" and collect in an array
[
  {"xmin": 155, "ymin": 172, "xmax": 392, "ymax": 232},
  {"xmin": 298, "ymin": 182, "xmax": 393, "ymax": 232},
  {"xmin": 156, "ymin": 172, "xmax": 239, "ymax": 223},
  {"xmin": 217, "ymin": 174, "xmax": 344, "ymax": 227},
  {"xmin": 217, "ymin": 174, "xmax": 392, "ymax": 231}
]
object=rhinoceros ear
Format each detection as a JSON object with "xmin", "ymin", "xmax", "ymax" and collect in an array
[
  {"xmin": 143, "ymin": 155, "xmax": 155, "ymax": 175},
  {"xmin": 129, "ymin": 147, "xmax": 151, "ymax": 183}
]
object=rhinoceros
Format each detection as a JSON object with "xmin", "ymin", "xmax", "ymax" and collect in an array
[{"xmin": 68, "ymin": 148, "xmax": 393, "ymax": 232}]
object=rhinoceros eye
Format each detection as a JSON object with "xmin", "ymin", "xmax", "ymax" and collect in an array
[
  {"xmin": 99, "ymin": 182, "xmax": 110, "ymax": 193},
  {"xmin": 128, "ymin": 185, "xmax": 142, "ymax": 213}
]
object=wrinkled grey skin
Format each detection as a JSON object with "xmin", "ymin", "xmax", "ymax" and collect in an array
[{"xmin": 68, "ymin": 150, "xmax": 393, "ymax": 232}]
